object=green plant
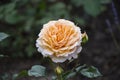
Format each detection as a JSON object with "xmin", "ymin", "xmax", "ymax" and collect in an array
[
  {"xmin": 71, "ymin": 0, "xmax": 111, "ymax": 17},
  {"xmin": 0, "ymin": 0, "xmax": 112, "ymax": 57},
  {"xmin": 14, "ymin": 64, "xmax": 101, "ymax": 80},
  {"xmin": 0, "ymin": 32, "xmax": 9, "ymax": 57}
]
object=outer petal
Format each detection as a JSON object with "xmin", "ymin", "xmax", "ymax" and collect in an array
[
  {"xmin": 51, "ymin": 56, "xmax": 67, "ymax": 63},
  {"xmin": 36, "ymin": 40, "xmax": 53, "ymax": 57}
]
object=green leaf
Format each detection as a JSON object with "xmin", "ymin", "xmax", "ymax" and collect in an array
[
  {"xmin": 4, "ymin": 2, "xmax": 16, "ymax": 14},
  {"xmin": 24, "ymin": 18, "xmax": 34, "ymax": 32},
  {"xmin": 64, "ymin": 72, "xmax": 76, "ymax": 79},
  {"xmin": 71, "ymin": 0, "xmax": 83, "ymax": 7},
  {"xmin": 5, "ymin": 11, "xmax": 24, "ymax": 24},
  {"xmin": 0, "ymin": 6, "xmax": 4, "ymax": 19},
  {"xmin": 38, "ymin": 0, "xmax": 46, "ymax": 10},
  {"xmin": 75, "ymin": 18, "xmax": 86, "ymax": 25},
  {"xmin": 25, "ymin": 45, "xmax": 35, "ymax": 57},
  {"xmin": 48, "ymin": 2, "xmax": 69, "ymax": 18},
  {"xmin": 0, "ymin": 14, "xmax": 3, "ymax": 19},
  {"xmin": 62, "ymin": 64, "xmax": 86, "ymax": 80},
  {"xmin": 52, "ymin": 76, "xmax": 57, "ymax": 80},
  {"xmin": 36, "ymin": 17, "xmax": 53, "ymax": 25},
  {"xmin": 1, "ymin": 73, "xmax": 9, "ymax": 80},
  {"xmin": 0, "ymin": 33, "xmax": 9, "ymax": 42},
  {"xmin": 0, "ymin": 54, "xmax": 4, "ymax": 57},
  {"xmin": 0, "ymin": 54, "xmax": 8, "ymax": 58},
  {"xmin": 49, "ymin": 2, "xmax": 66, "ymax": 11},
  {"xmin": 80, "ymin": 66, "xmax": 102, "ymax": 78},
  {"xmin": 0, "ymin": 6, "xmax": 4, "ymax": 13},
  {"xmin": 28, "ymin": 65, "xmax": 46, "ymax": 77},
  {"xmin": 14, "ymin": 70, "xmax": 28, "ymax": 79},
  {"xmin": 75, "ymin": 64, "xmax": 87, "ymax": 72},
  {"xmin": 62, "ymin": 70, "xmax": 76, "ymax": 80},
  {"xmin": 100, "ymin": 0, "xmax": 112, "ymax": 4},
  {"xmin": 83, "ymin": 0, "xmax": 102, "ymax": 17},
  {"xmin": 25, "ymin": 7, "xmax": 36, "ymax": 16}
]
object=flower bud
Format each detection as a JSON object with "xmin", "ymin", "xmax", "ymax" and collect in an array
[
  {"xmin": 82, "ymin": 32, "xmax": 88, "ymax": 45},
  {"xmin": 55, "ymin": 66, "xmax": 63, "ymax": 74}
]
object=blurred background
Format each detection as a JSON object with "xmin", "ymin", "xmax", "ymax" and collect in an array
[{"xmin": 0, "ymin": 0, "xmax": 120, "ymax": 80}]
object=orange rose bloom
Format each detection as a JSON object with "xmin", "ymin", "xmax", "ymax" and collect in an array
[{"xmin": 36, "ymin": 19, "xmax": 83, "ymax": 63}]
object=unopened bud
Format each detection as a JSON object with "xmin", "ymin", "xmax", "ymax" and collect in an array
[
  {"xmin": 55, "ymin": 66, "xmax": 63, "ymax": 74},
  {"xmin": 82, "ymin": 32, "xmax": 88, "ymax": 45}
]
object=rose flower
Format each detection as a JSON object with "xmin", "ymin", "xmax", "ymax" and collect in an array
[{"xmin": 36, "ymin": 19, "xmax": 83, "ymax": 63}]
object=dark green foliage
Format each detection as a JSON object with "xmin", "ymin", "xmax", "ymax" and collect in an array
[
  {"xmin": 0, "ymin": 0, "xmax": 111, "ymax": 57},
  {"xmin": 13, "ymin": 65, "xmax": 46, "ymax": 79},
  {"xmin": 71, "ymin": 0, "xmax": 111, "ymax": 17},
  {"xmin": 51, "ymin": 64, "xmax": 101, "ymax": 80},
  {"xmin": 28, "ymin": 65, "xmax": 46, "ymax": 77},
  {"xmin": 0, "ymin": 32, "xmax": 9, "ymax": 42},
  {"xmin": 13, "ymin": 70, "xmax": 28, "ymax": 79},
  {"xmin": 63, "ymin": 64, "xmax": 102, "ymax": 79},
  {"xmin": 80, "ymin": 66, "xmax": 102, "ymax": 78},
  {"xmin": 0, "ymin": 32, "xmax": 9, "ymax": 57}
]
